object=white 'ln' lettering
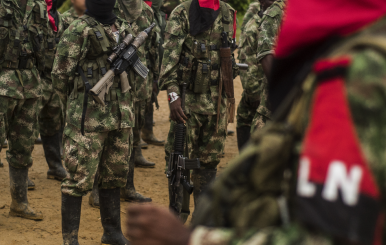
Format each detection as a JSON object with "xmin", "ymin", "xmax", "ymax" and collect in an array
[
  {"xmin": 322, "ymin": 161, "xmax": 363, "ymax": 206},
  {"xmin": 297, "ymin": 157, "xmax": 316, "ymax": 197}
]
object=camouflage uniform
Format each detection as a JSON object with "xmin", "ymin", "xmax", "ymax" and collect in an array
[
  {"xmin": 61, "ymin": 6, "xmax": 79, "ymax": 29},
  {"xmin": 236, "ymin": 2, "xmax": 263, "ymax": 131},
  {"xmin": 0, "ymin": 0, "xmax": 48, "ymax": 169},
  {"xmin": 38, "ymin": 14, "xmax": 65, "ymax": 137},
  {"xmin": 189, "ymin": 16, "xmax": 386, "ymax": 245},
  {"xmin": 52, "ymin": 16, "xmax": 135, "ymax": 197},
  {"xmin": 250, "ymin": 1, "xmax": 284, "ymax": 132},
  {"xmin": 114, "ymin": 1, "xmax": 159, "ymax": 149},
  {"xmin": 160, "ymin": 0, "xmax": 237, "ymax": 219},
  {"xmin": 160, "ymin": 0, "xmax": 184, "ymax": 18}
]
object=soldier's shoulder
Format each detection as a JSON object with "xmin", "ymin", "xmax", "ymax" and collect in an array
[
  {"xmin": 171, "ymin": 2, "xmax": 189, "ymax": 16},
  {"xmin": 245, "ymin": 17, "xmax": 259, "ymax": 32},
  {"xmin": 65, "ymin": 18, "xmax": 90, "ymax": 34},
  {"xmin": 223, "ymin": 2, "xmax": 236, "ymax": 13},
  {"xmin": 265, "ymin": 0, "xmax": 285, "ymax": 18},
  {"xmin": 143, "ymin": 1, "xmax": 154, "ymax": 14}
]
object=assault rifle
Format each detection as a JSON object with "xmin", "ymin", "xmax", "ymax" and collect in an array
[
  {"xmin": 166, "ymin": 82, "xmax": 200, "ymax": 215},
  {"xmin": 79, "ymin": 23, "xmax": 155, "ymax": 135},
  {"xmin": 89, "ymin": 23, "xmax": 156, "ymax": 106}
]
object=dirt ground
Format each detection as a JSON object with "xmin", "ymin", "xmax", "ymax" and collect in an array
[{"xmin": 0, "ymin": 76, "xmax": 242, "ymax": 245}]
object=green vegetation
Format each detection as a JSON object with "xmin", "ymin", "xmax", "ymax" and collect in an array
[{"xmin": 227, "ymin": 0, "xmax": 251, "ymax": 14}]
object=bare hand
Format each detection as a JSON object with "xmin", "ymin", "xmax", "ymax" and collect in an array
[
  {"xmin": 170, "ymin": 98, "xmax": 188, "ymax": 123},
  {"xmin": 126, "ymin": 204, "xmax": 191, "ymax": 245}
]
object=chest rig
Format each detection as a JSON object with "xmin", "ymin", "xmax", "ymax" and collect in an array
[
  {"xmin": 44, "ymin": 15, "xmax": 63, "ymax": 75},
  {"xmin": 0, "ymin": 0, "xmax": 48, "ymax": 70},
  {"xmin": 70, "ymin": 15, "xmax": 135, "ymax": 103},
  {"xmin": 178, "ymin": 0, "xmax": 235, "ymax": 94}
]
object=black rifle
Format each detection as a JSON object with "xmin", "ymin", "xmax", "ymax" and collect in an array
[{"xmin": 166, "ymin": 82, "xmax": 200, "ymax": 214}]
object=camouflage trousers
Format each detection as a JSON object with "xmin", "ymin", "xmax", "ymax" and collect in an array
[
  {"xmin": 0, "ymin": 96, "xmax": 39, "ymax": 169},
  {"xmin": 38, "ymin": 88, "xmax": 64, "ymax": 136},
  {"xmin": 133, "ymin": 100, "xmax": 147, "ymax": 146},
  {"xmin": 61, "ymin": 124, "xmax": 132, "ymax": 197},
  {"xmin": 236, "ymin": 92, "xmax": 258, "ymax": 128},
  {"xmin": 165, "ymin": 112, "xmax": 227, "ymax": 168}
]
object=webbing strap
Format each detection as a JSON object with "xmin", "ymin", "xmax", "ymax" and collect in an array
[
  {"xmin": 78, "ymin": 66, "xmax": 92, "ymax": 136},
  {"xmin": 82, "ymin": 15, "xmax": 110, "ymax": 52},
  {"xmin": 220, "ymin": 1, "xmax": 231, "ymax": 33},
  {"xmin": 36, "ymin": 2, "xmax": 46, "ymax": 19}
]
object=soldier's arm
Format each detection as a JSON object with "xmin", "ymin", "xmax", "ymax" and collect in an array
[
  {"xmin": 159, "ymin": 5, "xmax": 187, "ymax": 95},
  {"xmin": 256, "ymin": 5, "xmax": 284, "ymax": 64},
  {"xmin": 52, "ymin": 22, "xmax": 88, "ymax": 105}
]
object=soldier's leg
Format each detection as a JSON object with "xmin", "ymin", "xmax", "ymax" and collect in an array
[
  {"xmin": 61, "ymin": 126, "xmax": 106, "ymax": 244},
  {"xmin": 39, "ymin": 90, "xmax": 67, "ymax": 181},
  {"xmin": 134, "ymin": 100, "xmax": 155, "ymax": 168},
  {"xmin": 190, "ymin": 113, "xmax": 226, "ymax": 221},
  {"xmin": 142, "ymin": 99, "xmax": 165, "ymax": 145},
  {"xmin": 98, "ymin": 128, "xmax": 131, "ymax": 244},
  {"xmin": 236, "ymin": 92, "xmax": 256, "ymax": 151},
  {"xmin": 121, "ymin": 126, "xmax": 152, "ymax": 202},
  {"xmin": 5, "ymin": 97, "xmax": 43, "ymax": 220}
]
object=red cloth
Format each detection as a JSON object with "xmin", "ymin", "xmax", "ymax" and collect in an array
[
  {"xmin": 232, "ymin": 10, "xmax": 237, "ymax": 39},
  {"xmin": 45, "ymin": 0, "xmax": 57, "ymax": 32},
  {"xmin": 198, "ymin": 0, "xmax": 219, "ymax": 11},
  {"xmin": 144, "ymin": 1, "xmax": 152, "ymax": 7},
  {"xmin": 275, "ymin": 0, "xmax": 386, "ymax": 58},
  {"xmin": 298, "ymin": 57, "xmax": 382, "ymax": 244}
]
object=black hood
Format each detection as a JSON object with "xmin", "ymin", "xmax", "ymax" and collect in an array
[{"xmin": 85, "ymin": 0, "xmax": 117, "ymax": 25}]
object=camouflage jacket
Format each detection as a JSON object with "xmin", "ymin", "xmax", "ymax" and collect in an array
[
  {"xmin": 256, "ymin": 0, "xmax": 285, "ymax": 62},
  {"xmin": 114, "ymin": 1, "xmax": 159, "ymax": 101},
  {"xmin": 0, "ymin": 0, "xmax": 49, "ymax": 99},
  {"xmin": 52, "ymin": 16, "xmax": 135, "ymax": 132},
  {"xmin": 161, "ymin": 0, "xmax": 184, "ymax": 18},
  {"xmin": 159, "ymin": 1, "xmax": 237, "ymax": 115},
  {"xmin": 41, "ymin": 12, "xmax": 65, "ymax": 92},
  {"xmin": 239, "ymin": 1, "xmax": 261, "ymax": 33},
  {"xmin": 189, "ymin": 16, "xmax": 386, "ymax": 245},
  {"xmin": 237, "ymin": 2, "xmax": 264, "ymax": 105},
  {"xmin": 61, "ymin": 6, "xmax": 79, "ymax": 30}
]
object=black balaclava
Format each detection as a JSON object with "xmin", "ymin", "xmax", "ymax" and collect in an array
[
  {"xmin": 51, "ymin": 0, "xmax": 59, "ymax": 29},
  {"xmin": 189, "ymin": 0, "xmax": 220, "ymax": 36},
  {"xmin": 85, "ymin": 0, "xmax": 117, "ymax": 25}
]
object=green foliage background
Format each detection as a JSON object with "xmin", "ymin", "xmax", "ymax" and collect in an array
[{"xmin": 227, "ymin": 0, "xmax": 251, "ymax": 14}]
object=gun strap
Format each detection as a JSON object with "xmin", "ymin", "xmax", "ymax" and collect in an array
[{"xmin": 78, "ymin": 66, "xmax": 93, "ymax": 136}]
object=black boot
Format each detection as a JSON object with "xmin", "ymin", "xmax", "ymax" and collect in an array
[
  {"xmin": 9, "ymin": 165, "xmax": 43, "ymax": 220},
  {"xmin": 41, "ymin": 131, "xmax": 68, "ymax": 180},
  {"xmin": 134, "ymin": 145, "xmax": 155, "ymax": 168},
  {"xmin": 236, "ymin": 126, "xmax": 251, "ymax": 152},
  {"xmin": 121, "ymin": 151, "xmax": 152, "ymax": 203},
  {"xmin": 99, "ymin": 188, "xmax": 130, "ymax": 245},
  {"xmin": 62, "ymin": 193, "xmax": 82, "ymax": 245},
  {"xmin": 142, "ymin": 105, "xmax": 165, "ymax": 146},
  {"xmin": 227, "ymin": 129, "xmax": 235, "ymax": 136},
  {"xmin": 89, "ymin": 172, "xmax": 100, "ymax": 208},
  {"xmin": 191, "ymin": 168, "xmax": 217, "ymax": 222},
  {"xmin": 2, "ymin": 140, "xmax": 7, "ymax": 148},
  {"xmin": 35, "ymin": 138, "xmax": 42, "ymax": 144},
  {"xmin": 139, "ymin": 138, "xmax": 148, "ymax": 149},
  {"xmin": 28, "ymin": 176, "xmax": 35, "ymax": 190}
]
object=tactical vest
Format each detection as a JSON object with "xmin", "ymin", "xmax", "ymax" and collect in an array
[
  {"xmin": 177, "ymin": 0, "xmax": 237, "ymax": 94},
  {"xmin": 44, "ymin": 15, "xmax": 64, "ymax": 77},
  {"xmin": 192, "ymin": 28, "xmax": 386, "ymax": 235},
  {"xmin": 69, "ymin": 15, "xmax": 135, "ymax": 103},
  {"xmin": 0, "ymin": 0, "xmax": 48, "ymax": 70}
]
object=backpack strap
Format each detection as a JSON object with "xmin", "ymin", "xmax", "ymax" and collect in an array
[
  {"xmin": 220, "ymin": 1, "xmax": 231, "ymax": 33},
  {"xmin": 81, "ymin": 15, "xmax": 111, "ymax": 53}
]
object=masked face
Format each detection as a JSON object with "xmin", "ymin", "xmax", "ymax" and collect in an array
[
  {"xmin": 119, "ymin": 0, "xmax": 143, "ymax": 22},
  {"xmin": 85, "ymin": 0, "xmax": 117, "ymax": 25}
]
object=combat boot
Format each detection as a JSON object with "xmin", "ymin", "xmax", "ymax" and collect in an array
[
  {"xmin": 89, "ymin": 172, "xmax": 100, "ymax": 208},
  {"xmin": 121, "ymin": 151, "xmax": 152, "ymax": 203},
  {"xmin": 28, "ymin": 176, "xmax": 35, "ymax": 190},
  {"xmin": 9, "ymin": 165, "xmax": 43, "ymax": 220},
  {"xmin": 227, "ymin": 129, "xmax": 235, "ymax": 136},
  {"xmin": 236, "ymin": 126, "xmax": 251, "ymax": 152},
  {"xmin": 134, "ymin": 145, "xmax": 155, "ymax": 168},
  {"xmin": 35, "ymin": 137, "xmax": 42, "ymax": 144},
  {"xmin": 141, "ymin": 108, "xmax": 165, "ymax": 146},
  {"xmin": 139, "ymin": 138, "xmax": 148, "ymax": 149},
  {"xmin": 0, "ymin": 160, "xmax": 3, "ymax": 168},
  {"xmin": 99, "ymin": 188, "xmax": 130, "ymax": 245},
  {"xmin": 62, "ymin": 193, "xmax": 82, "ymax": 245},
  {"xmin": 2, "ymin": 140, "xmax": 8, "ymax": 148},
  {"xmin": 191, "ymin": 168, "xmax": 217, "ymax": 222},
  {"xmin": 41, "ymin": 131, "xmax": 68, "ymax": 180}
]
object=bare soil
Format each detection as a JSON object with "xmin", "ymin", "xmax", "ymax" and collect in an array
[{"xmin": 0, "ymin": 77, "xmax": 242, "ymax": 245}]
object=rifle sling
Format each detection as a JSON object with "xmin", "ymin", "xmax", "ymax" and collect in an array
[{"xmin": 78, "ymin": 66, "xmax": 93, "ymax": 136}]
